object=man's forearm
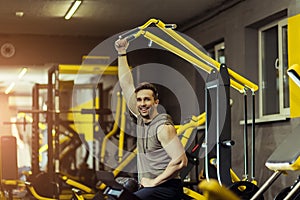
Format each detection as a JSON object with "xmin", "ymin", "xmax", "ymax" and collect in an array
[
  {"xmin": 117, "ymin": 55, "xmax": 137, "ymax": 114},
  {"xmin": 154, "ymin": 156, "xmax": 186, "ymax": 185},
  {"xmin": 115, "ymin": 38, "xmax": 136, "ymax": 107},
  {"xmin": 118, "ymin": 55, "xmax": 133, "ymax": 91},
  {"xmin": 141, "ymin": 155, "xmax": 187, "ymax": 187}
]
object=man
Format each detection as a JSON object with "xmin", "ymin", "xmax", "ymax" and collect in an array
[{"xmin": 115, "ymin": 38, "xmax": 188, "ymax": 200}]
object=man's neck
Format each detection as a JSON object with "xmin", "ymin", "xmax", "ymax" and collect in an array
[{"xmin": 142, "ymin": 112, "xmax": 159, "ymax": 124}]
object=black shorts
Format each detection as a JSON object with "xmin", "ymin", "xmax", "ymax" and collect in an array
[{"xmin": 134, "ymin": 179, "xmax": 183, "ymax": 200}]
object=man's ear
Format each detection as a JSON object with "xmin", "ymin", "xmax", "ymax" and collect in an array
[{"xmin": 155, "ymin": 99, "xmax": 159, "ymax": 105}]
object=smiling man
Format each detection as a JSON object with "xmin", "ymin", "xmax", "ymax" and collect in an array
[
  {"xmin": 135, "ymin": 83, "xmax": 158, "ymax": 120},
  {"xmin": 115, "ymin": 38, "xmax": 188, "ymax": 200}
]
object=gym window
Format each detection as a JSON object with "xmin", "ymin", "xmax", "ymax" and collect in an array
[
  {"xmin": 258, "ymin": 18, "xmax": 289, "ymax": 121},
  {"xmin": 215, "ymin": 42, "xmax": 225, "ymax": 64},
  {"xmin": 207, "ymin": 41, "xmax": 225, "ymax": 63}
]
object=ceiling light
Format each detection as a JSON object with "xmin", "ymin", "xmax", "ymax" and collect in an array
[
  {"xmin": 64, "ymin": 0, "xmax": 82, "ymax": 20},
  {"xmin": 18, "ymin": 67, "xmax": 28, "ymax": 79},
  {"xmin": 5, "ymin": 82, "xmax": 15, "ymax": 94},
  {"xmin": 15, "ymin": 11, "xmax": 24, "ymax": 17}
]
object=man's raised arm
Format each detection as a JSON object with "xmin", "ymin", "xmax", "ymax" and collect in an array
[{"xmin": 115, "ymin": 38, "xmax": 138, "ymax": 115}]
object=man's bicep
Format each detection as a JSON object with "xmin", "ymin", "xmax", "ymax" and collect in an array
[
  {"xmin": 165, "ymin": 136, "xmax": 185, "ymax": 160},
  {"xmin": 158, "ymin": 125, "xmax": 185, "ymax": 160}
]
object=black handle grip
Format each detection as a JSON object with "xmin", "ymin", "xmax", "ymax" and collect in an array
[{"xmin": 164, "ymin": 24, "xmax": 177, "ymax": 29}]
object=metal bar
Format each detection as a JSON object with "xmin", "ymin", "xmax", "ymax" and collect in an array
[
  {"xmin": 31, "ymin": 84, "xmax": 40, "ymax": 176},
  {"xmin": 217, "ymin": 65, "xmax": 232, "ymax": 186},
  {"xmin": 228, "ymin": 69, "xmax": 259, "ymax": 92},
  {"xmin": 205, "ymin": 66, "xmax": 232, "ymax": 186},
  {"xmin": 118, "ymin": 96, "xmax": 127, "ymax": 162},
  {"xmin": 47, "ymin": 65, "xmax": 56, "ymax": 198},
  {"xmin": 160, "ymin": 26, "xmax": 218, "ymax": 68},
  {"xmin": 124, "ymin": 18, "xmax": 252, "ymax": 92},
  {"xmin": 101, "ymin": 92, "xmax": 122, "ymax": 163},
  {"xmin": 230, "ymin": 79, "xmax": 245, "ymax": 93},
  {"xmin": 118, "ymin": 27, "xmax": 141, "ymax": 39},
  {"xmin": 58, "ymin": 64, "xmax": 118, "ymax": 75},
  {"xmin": 142, "ymin": 30, "xmax": 246, "ymax": 92},
  {"xmin": 243, "ymin": 90, "xmax": 249, "ymax": 180},
  {"xmin": 176, "ymin": 113, "xmax": 206, "ymax": 135},
  {"xmin": 139, "ymin": 18, "xmax": 161, "ymax": 30},
  {"xmin": 154, "ymin": 19, "xmax": 258, "ymax": 92},
  {"xmin": 205, "ymin": 77, "xmax": 211, "ymax": 183},
  {"xmin": 250, "ymin": 171, "xmax": 282, "ymax": 200},
  {"xmin": 216, "ymin": 82, "xmax": 221, "ymax": 184},
  {"xmin": 3, "ymin": 121, "xmax": 32, "ymax": 125},
  {"xmin": 92, "ymin": 83, "xmax": 97, "ymax": 170},
  {"xmin": 142, "ymin": 30, "xmax": 213, "ymax": 73},
  {"xmin": 98, "ymin": 83, "xmax": 105, "ymax": 130},
  {"xmin": 54, "ymin": 66, "xmax": 60, "ymax": 198},
  {"xmin": 18, "ymin": 109, "xmax": 111, "ymax": 114},
  {"xmin": 251, "ymin": 91, "xmax": 256, "ymax": 180},
  {"xmin": 284, "ymin": 179, "xmax": 300, "ymax": 200},
  {"xmin": 18, "ymin": 109, "xmax": 73, "ymax": 114}
]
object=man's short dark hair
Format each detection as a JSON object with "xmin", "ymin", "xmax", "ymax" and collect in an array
[{"xmin": 135, "ymin": 82, "xmax": 158, "ymax": 100}]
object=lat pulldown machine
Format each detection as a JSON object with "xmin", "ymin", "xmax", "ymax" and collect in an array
[
  {"xmin": 118, "ymin": 17, "xmax": 258, "ymax": 181},
  {"xmin": 115, "ymin": 18, "xmax": 259, "ymax": 199}
]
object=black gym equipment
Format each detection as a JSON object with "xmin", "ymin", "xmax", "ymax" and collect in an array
[
  {"xmin": 180, "ymin": 129, "xmax": 205, "ymax": 184},
  {"xmin": 274, "ymin": 176, "xmax": 300, "ymax": 200},
  {"xmin": 203, "ymin": 65, "xmax": 262, "ymax": 199},
  {"xmin": 204, "ymin": 64, "xmax": 232, "ymax": 186},
  {"xmin": 96, "ymin": 171, "xmax": 141, "ymax": 200},
  {"xmin": 225, "ymin": 87, "xmax": 262, "ymax": 199},
  {"xmin": 229, "ymin": 181, "xmax": 263, "ymax": 200}
]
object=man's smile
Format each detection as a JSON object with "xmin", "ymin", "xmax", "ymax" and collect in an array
[{"xmin": 139, "ymin": 106, "xmax": 150, "ymax": 113}]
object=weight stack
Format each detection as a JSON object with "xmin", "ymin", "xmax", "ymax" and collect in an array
[{"xmin": 0, "ymin": 136, "xmax": 18, "ymax": 180}]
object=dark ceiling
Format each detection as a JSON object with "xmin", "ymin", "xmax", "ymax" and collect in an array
[
  {"xmin": 0, "ymin": 0, "xmax": 236, "ymax": 38},
  {"xmin": 0, "ymin": 0, "xmax": 238, "ymax": 95}
]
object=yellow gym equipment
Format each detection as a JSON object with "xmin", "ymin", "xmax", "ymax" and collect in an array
[
  {"xmin": 288, "ymin": 4, "xmax": 300, "ymax": 117},
  {"xmin": 116, "ymin": 17, "xmax": 258, "ymax": 199}
]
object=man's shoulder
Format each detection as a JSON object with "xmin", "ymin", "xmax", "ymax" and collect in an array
[
  {"xmin": 153, "ymin": 114, "xmax": 175, "ymax": 134},
  {"xmin": 153, "ymin": 113, "xmax": 173, "ymax": 124}
]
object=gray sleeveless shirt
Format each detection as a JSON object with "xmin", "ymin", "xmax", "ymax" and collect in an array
[{"xmin": 136, "ymin": 113, "xmax": 175, "ymax": 182}]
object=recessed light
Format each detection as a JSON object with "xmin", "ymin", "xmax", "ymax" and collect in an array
[
  {"xmin": 16, "ymin": 11, "xmax": 24, "ymax": 17},
  {"xmin": 65, "ymin": 0, "xmax": 82, "ymax": 20}
]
